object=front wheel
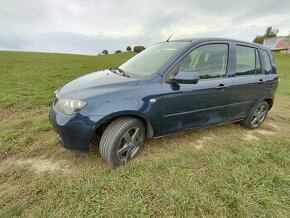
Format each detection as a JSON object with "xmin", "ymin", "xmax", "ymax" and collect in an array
[
  {"xmin": 241, "ymin": 101, "xmax": 269, "ymax": 129},
  {"xmin": 99, "ymin": 117, "xmax": 146, "ymax": 167}
]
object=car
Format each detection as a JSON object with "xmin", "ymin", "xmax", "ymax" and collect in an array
[{"xmin": 49, "ymin": 38, "xmax": 279, "ymax": 167}]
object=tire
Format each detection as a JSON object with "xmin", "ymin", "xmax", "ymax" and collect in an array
[
  {"xmin": 99, "ymin": 117, "xmax": 146, "ymax": 167},
  {"xmin": 241, "ymin": 101, "xmax": 269, "ymax": 129}
]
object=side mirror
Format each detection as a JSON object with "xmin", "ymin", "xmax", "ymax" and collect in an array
[
  {"xmin": 172, "ymin": 71, "xmax": 199, "ymax": 84},
  {"xmin": 166, "ymin": 63, "xmax": 199, "ymax": 84}
]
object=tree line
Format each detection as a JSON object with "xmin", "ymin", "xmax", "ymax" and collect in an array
[
  {"xmin": 100, "ymin": 26, "xmax": 281, "ymax": 55},
  {"xmin": 253, "ymin": 26, "xmax": 279, "ymax": 44},
  {"xmin": 100, "ymin": 45, "xmax": 145, "ymax": 55}
]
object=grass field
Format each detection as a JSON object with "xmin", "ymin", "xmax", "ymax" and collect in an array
[{"xmin": 0, "ymin": 51, "xmax": 289, "ymax": 217}]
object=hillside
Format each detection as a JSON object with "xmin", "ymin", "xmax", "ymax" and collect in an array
[
  {"xmin": 0, "ymin": 51, "xmax": 135, "ymax": 108},
  {"xmin": 0, "ymin": 51, "xmax": 289, "ymax": 217}
]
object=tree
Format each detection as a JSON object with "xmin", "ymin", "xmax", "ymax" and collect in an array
[
  {"xmin": 126, "ymin": 46, "xmax": 132, "ymax": 51},
  {"xmin": 115, "ymin": 50, "xmax": 122, "ymax": 53},
  {"xmin": 253, "ymin": 26, "xmax": 279, "ymax": 44},
  {"xmin": 133, "ymin": 46, "xmax": 145, "ymax": 53},
  {"xmin": 101, "ymin": 49, "xmax": 108, "ymax": 55}
]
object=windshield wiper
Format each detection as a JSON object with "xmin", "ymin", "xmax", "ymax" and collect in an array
[
  {"xmin": 116, "ymin": 67, "xmax": 131, "ymax": 78},
  {"xmin": 109, "ymin": 67, "xmax": 130, "ymax": 78}
]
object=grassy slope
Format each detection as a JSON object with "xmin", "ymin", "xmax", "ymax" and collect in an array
[
  {"xmin": 0, "ymin": 51, "xmax": 289, "ymax": 217},
  {"xmin": 274, "ymin": 52, "xmax": 290, "ymax": 96},
  {"xmin": 0, "ymin": 51, "xmax": 135, "ymax": 108}
]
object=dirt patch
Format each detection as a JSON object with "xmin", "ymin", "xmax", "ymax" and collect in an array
[
  {"xmin": 244, "ymin": 132, "xmax": 260, "ymax": 141},
  {"xmin": 192, "ymin": 136, "xmax": 214, "ymax": 149},
  {"xmin": 256, "ymin": 129, "xmax": 275, "ymax": 136},
  {"xmin": 0, "ymin": 107, "xmax": 48, "ymax": 124},
  {"xmin": 243, "ymin": 127, "xmax": 276, "ymax": 141},
  {"xmin": 266, "ymin": 122, "xmax": 280, "ymax": 130},
  {"xmin": 1, "ymin": 156, "xmax": 70, "ymax": 173}
]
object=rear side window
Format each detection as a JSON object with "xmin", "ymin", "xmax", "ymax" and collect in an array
[
  {"xmin": 260, "ymin": 49, "xmax": 272, "ymax": 74},
  {"xmin": 236, "ymin": 46, "xmax": 256, "ymax": 75},
  {"xmin": 179, "ymin": 44, "xmax": 228, "ymax": 79}
]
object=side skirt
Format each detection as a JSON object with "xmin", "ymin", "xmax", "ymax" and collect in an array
[{"xmin": 152, "ymin": 117, "xmax": 246, "ymax": 139}]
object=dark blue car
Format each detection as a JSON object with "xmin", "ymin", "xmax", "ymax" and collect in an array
[{"xmin": 50, "ymin": 38, "xmax": 278, "ymax": 167}]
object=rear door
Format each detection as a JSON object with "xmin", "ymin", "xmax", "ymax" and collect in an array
[
  {"xmin": 227, "ymin": 44, "xmax": 267, "ymax": 120},
  {"xmin": 260, "ymin": 49, "xmax": 279, "ymax": 100}
]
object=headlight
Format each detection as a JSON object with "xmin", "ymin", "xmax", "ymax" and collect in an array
[{"xmin": 54, "ymin": 99, "xmax": 87, "ymax": 115}]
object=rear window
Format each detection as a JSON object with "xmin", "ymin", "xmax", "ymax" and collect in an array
[
  {"xmin": 236, "ymin": 46, "xmax": 255, "ymax": 75},
  {"xmin": 260, "ymin": 49, "xmax": 272, "ymax": 74},
  {"xmin": 236, "ymin": 46, "xmax": 263, "ymax": 76}
]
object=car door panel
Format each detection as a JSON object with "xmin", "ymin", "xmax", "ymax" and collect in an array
[
  {"xmin": 227, "ymin": 45, "xmax": 267, "ymax": 120},
  {"xmin": 227, "ymin": 75, "xmax": 266, "ymax": 119},
  {"xmin": 161, "ymin": 78, "xmax": 232, "ymax": 135}
]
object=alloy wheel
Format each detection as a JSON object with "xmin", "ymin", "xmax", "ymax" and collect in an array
[
  {"xmin": 116, "ymin": 127, "xmax": 144, "ymax": 162},
  {"xmin": 251, "ymin": 104, "xmax": 267, "ymax": 128}
]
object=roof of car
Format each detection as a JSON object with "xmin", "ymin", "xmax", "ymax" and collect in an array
[{"xmin": 169, "ymin": 37, "xmax": 266, "ymax": 49}]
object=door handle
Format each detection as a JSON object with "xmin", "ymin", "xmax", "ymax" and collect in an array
[
  {"xmin": 257, "ymin": 79, "xmax": 264, "ymax": 85},
  {"xmin": 216, "ymin": 84, "xmax": 230, "ymax": 90}
]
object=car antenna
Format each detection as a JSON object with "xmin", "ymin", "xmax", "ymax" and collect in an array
[{"xmin": 166, "ymin": 16, "xmax": 192, "ymax": 42}]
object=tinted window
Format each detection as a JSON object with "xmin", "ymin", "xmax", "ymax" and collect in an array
[
  {"xmin": 236, "ymin": 46, "xmax": 255, "ymax": 75},
  {"xmin": 179, "ymin": 44, "xmax": 228, "ymax": 79},
  {"xmin": 255, "ymin": 49, "xmax": 262, "ymax": 74},
  {"xmin": 260, "ymin": 49, "xmax": 272, "ymax": 74}
]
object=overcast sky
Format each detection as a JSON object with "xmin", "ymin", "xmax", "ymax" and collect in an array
[{"xmin": 0, "ymin": 0, "xmax": 289, "ymax": 55}]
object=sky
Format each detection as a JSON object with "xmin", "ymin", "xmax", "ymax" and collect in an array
[{"xmin": 0, "ymin": 0, "xmax": 289, "ymax": 55}]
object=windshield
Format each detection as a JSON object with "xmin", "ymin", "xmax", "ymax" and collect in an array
[{"xmin": 119, "ymin": 41, "xmax": 190, "ymax": 79}]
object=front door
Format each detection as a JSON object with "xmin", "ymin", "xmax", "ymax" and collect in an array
[{"xmin": 161, "ymin": 43, "xmax": 232, "ymax": 135}]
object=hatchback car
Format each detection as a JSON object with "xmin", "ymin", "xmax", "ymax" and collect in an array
[{"xmin": 49, "ymin": 38, "xmax": 278, "ymax": 167}]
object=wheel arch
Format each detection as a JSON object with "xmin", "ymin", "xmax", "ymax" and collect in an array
[
  {"xmin": 263, "ymin": 98, "xmax": 273, "ymax": 110},
  {"xmin": 92, "ymin": 112, "xmax": 154, "ymax": 147}
]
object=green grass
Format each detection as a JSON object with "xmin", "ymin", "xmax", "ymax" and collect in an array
[
  {"xmin": 0, "ymin": 51, "xmax": 135, "ymax": 108},
  {"xmin": 0, "ymin": 51, "xmax": 290, "ymax": 217},
  {"xmin": 274, "ymin": 52, "xmax": 290, "ymax": 96}
]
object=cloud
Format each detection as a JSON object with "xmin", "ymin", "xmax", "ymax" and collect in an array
[{"xmin": 0, "ymin": 0, "xmax": 289, "ymax": 55}]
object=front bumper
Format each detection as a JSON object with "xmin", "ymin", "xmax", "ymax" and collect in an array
[{"xmin": 49, "ymin": 107, "xmax": 107, "ymax": 151}]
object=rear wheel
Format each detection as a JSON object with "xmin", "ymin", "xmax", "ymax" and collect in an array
[
  {"xmin": 99, "ymin": 117, "xmax": 146, "ymax": 167},
  {"xmin": 241, "ymin": 101, "xmax": 269, "ymax": 129}
]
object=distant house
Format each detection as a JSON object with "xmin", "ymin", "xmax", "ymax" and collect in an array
[{"xmin": 263, "ymin": 36, "xmax": 290, "ymax": 51}]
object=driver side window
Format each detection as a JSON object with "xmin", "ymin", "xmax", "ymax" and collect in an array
[{"xmin": 179, "ymin": 44, "xmax": 229, "ymax": 79}]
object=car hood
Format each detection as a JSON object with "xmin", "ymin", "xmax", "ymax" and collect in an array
[{"xmin": 57, "ymin": 70, "xmax": 139, "ymax": 100}]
